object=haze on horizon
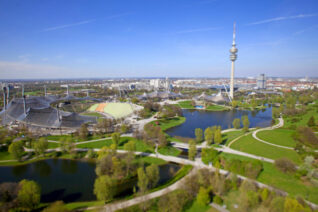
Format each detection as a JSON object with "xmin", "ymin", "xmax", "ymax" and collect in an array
[{"xmin": 0, "ymin": 0, "xmax": 317, "ymax": 79}]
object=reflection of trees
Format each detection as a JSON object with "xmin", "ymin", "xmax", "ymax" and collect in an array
[
  {"xmin": 251, "ymin": 110, "xmax": 257, "ymax": 117},
  {"xmin": 12, "ymin": 165, "xmax": 28, "ymax": 177},
  {"xmin": 61, "ymin": 160, "xmax": 78, "ymax": 174},
  {"xmin": 34, "ymin": 160, "xmax": 51, "ymax": 177}
]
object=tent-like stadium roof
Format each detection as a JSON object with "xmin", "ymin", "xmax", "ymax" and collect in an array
[{"xmin": 2, "ymin": 96, "xmax": 96, "ymax": 129}]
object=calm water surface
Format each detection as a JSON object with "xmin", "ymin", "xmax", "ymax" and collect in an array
[
  {"xmin": 0, "ymin": 159, "xmax": 180, "ymax": 203},
  {"xmin": 166, "ymin": 107, "xmax": 272, "ymax": 138}
]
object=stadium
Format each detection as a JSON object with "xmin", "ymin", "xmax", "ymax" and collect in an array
[
  {"xmin": 1, "ymin": 96, "xmax": 97, "ymax": 133},
  {"xmin": 87, "ymin": 102, "xmax": 142, "ymax": 119}
]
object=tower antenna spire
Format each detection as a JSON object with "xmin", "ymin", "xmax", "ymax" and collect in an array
[{"xmin": 232, "ymin": 22, "xmax": 236, "ymax": 45}]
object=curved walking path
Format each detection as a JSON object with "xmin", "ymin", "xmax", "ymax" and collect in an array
[{"xmin": 251, "ymin": 117, "xmax": 294, "ymax": 150}]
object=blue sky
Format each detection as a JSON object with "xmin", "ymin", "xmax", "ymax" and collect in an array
[{"xmin": 0, "ymin": 0, "xmax": 317, "ymax": 79}]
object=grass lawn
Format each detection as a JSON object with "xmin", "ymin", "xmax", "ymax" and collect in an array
[
  {"xmin": 230, "ymin": 134, "xmax": 302, "ymax": 164},
  {"xmin": 135, "ymin": 156, "xmax": 167, "ymax": 165},
  {"xmin": 65, "ymin": 201, "xmax": 104, "ymax": 211},
  {"xmin": 222, "ymin": 130, "xmax": 246, "ymax": 146},
  {"xmin": 76, "ymin": 139, "xmax": 112, "ymax": 148},
  {"xmin": 178, "ymin": 100, "xmax": 195, "ymax": 109},
  {"xmin": 152, "ymin": 117, "xmax": 186, "ymax": 131},
  {"xmin": 48, "ymin": 142, "xmax": 60, "ymax": 148},
  {"xmin": 219, "ymin": 152, "xmax": 318, "ymax": 204},
  {"xmin": 257, "ymin": 129, "xmax": 297, "ymax": 148},
  {"xmin": 80, "ymin": 112, "xmax": 105, "ymax": 117},
  {"xmin": 0, "ymin": 151, "xmax": 14, "ymax": 160},
  {"xmin": 185, "ymin": 200, "xmax": 211, "ymax": 212},
  {"xmin": 158, "ymin": 145, "xmax": 182, "ymax": 156},
  {"xmin": 206, "ymin": 104, "xmax": 228, "ymax": 111},
  {"xmin": 46, "ymin": 134, "xmax": 107, "ymax": 142},
  {"xmin": 76, "ymin": 137, "xmax": 155, "ymax": 153}
]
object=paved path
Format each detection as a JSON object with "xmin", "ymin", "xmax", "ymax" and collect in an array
[
  {"xmin": 48, "ymin": 133, "xmax": 133, "ymax": 145},
  {"xmin": 251, "ymin": 118, "xmax": 294, "ymax": 150},
  {"xmin": 210, "ymin": 203, "xmax": 229, "ymax": 212},
  {"xmin": 227, "ymin": 131, "xmax": 252, "ymax": 147},
  {"xmin": 214, "ymin": 146, "xmax": 275, "ymax": 163}
]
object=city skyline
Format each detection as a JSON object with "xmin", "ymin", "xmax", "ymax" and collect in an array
[{"xmin": 0, "ymin": 0, "xmax": 317, "ymax": 79}]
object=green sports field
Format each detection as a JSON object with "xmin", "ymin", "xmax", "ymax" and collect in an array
[{"xmin": 88, "ymin": 102, "xmax": 135, "ymax": 119}]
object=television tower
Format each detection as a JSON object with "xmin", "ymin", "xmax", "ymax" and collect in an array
[{"xmin": 229, "ymin": 22, "xmax": 238, "ymax": 100}]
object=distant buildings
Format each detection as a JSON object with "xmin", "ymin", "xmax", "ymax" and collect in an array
[{"xmin": 257, "ymin": 74, "xmax": 266, "ymax": 89}]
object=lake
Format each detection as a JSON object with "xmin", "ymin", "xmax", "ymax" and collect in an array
[
  {"xmin": 166, "ymin": 107, "xmax": 272, "ymax": 138},
  {"xmin": 0, "ymin": 159, "xmax": 180, "ymax": 203}
]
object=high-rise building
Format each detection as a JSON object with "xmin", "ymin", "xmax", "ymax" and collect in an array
[
  {"xmin": 229, "ymin": 22, "xmax": 238, "ymax": 100},
  {"xmin": 257, "ymin": 74, "xmax": 266, "ymax": 89}
]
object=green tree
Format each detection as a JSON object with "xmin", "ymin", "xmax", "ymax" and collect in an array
[
  {"xmin": 195, "ymin": 128, "xmax": 203, "ymax": 143},
  {"xmin": 214, "ymin": 128, "xmax": 222, "ymax": 144},
  {"xmin": 42, "ymin": 201, "xmax": 69, "ymax": 212},
  {"xmin": 93, "ymin": 175, "xmax": 117, "ymax": 202},
  {"xmin": 8, "ymin": 141, "xmax": 24, "ymax": 161},
  {"xmin": 79, "ymin": 123, "xmax": 89, "ymax": 140},
  {"xmin": 232, "ymin": 118, "xmax": 241, "ymax": 129},
  {"xmin": 204, "ymin": 127, "xmax": 213, "ymax": 145},
  {"xmin": 251, "ymin": 98, "xmax": 257, "ymax": 109},
  {"xmin": 137, "ymin": 167, "xmax": 149, "ymax": 194},
  {"xmin": 120, "ymin": 124, "xmax": 128, "ymax": 134},
  {"xmin": 146, "ymin": 164, "xmax": 159, "ymax": 189},
  {"xmin": 64, "ymin": 137, "xmax": 75, "ymax": 154},
  {"xmin": 284, "ymin": 197, "xmax": 311, "ymax": 212},
  {"xmin": 32, "ymin": 137, "xmax": 48, "ymax": 156},
  {"xmin": 111, "ymin": 132, "xmax": 121, "ymax": 148},
  {"xmin": 123, "ymin": 140, "xmax": 136, "ymax": 152},
  {"xmin": 307, "ymin": 116, "xmax": 315, "ymax": 127},
  {"xmin": 18, "ymin": 179, "xmax": 41, "ymax": 210},
  {"xmin": 188, "ymin": 140, "xmax": 197, "ymax": 161},
  {"xmin": 242, "ymin": 115, "xmax": 250, "ymax": 132},
  {"xmin": 197, "ymin": 187, "xmax": 210, "ymax": 206},
  {"xmin": 231, "ymin": 100, "xmax": 238, "ymax": 108}
]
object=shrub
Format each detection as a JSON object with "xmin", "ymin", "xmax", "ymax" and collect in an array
[
  {"xmin": 293, "ymin": 126, "xmax": 318, "ymax": 148},
  {"xmin": 275, "ymin": 158, "xmax": 296, "ymax": 173},
  {"xmin": 213, "ymin": 195, "xmax": 223, "ymax": 205},
  {"xmin": 197, "ymin": 187, "xmax": 210, "ymax": 205},
  {"xmin": 307, "ymin": 116, "xmax": 316, "ymax": 127}
]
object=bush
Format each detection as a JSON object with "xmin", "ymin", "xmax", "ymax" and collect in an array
[
  {"xmin": 275, "ymin": 158, "xmax": 296, "ymax": 173},
  {"xmin": 197, "ymin": 187, "xmax": 210, "ymax": 206},
  {"xmin": 293, "ymin": 126, "xmax": 318, "ymax": 148},
  {"xmin": 213, "ymin": 195, "xmax": 223, "ymax": 205}
]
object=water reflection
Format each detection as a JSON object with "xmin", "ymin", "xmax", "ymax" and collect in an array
[
  {"xmin": 34, "ymin": 160, "xmax": 51, "ymax": 177},
  {"xmin": 12, "ymin": 165, "xmax": 28, "ymax": 177},
  {"xmin": 166, "ymin": 107, "xmax": 272, "ymax": 138},
  {"xmin": 61, "ymin": 159, "xmax": 78, "ymax": 174}
]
